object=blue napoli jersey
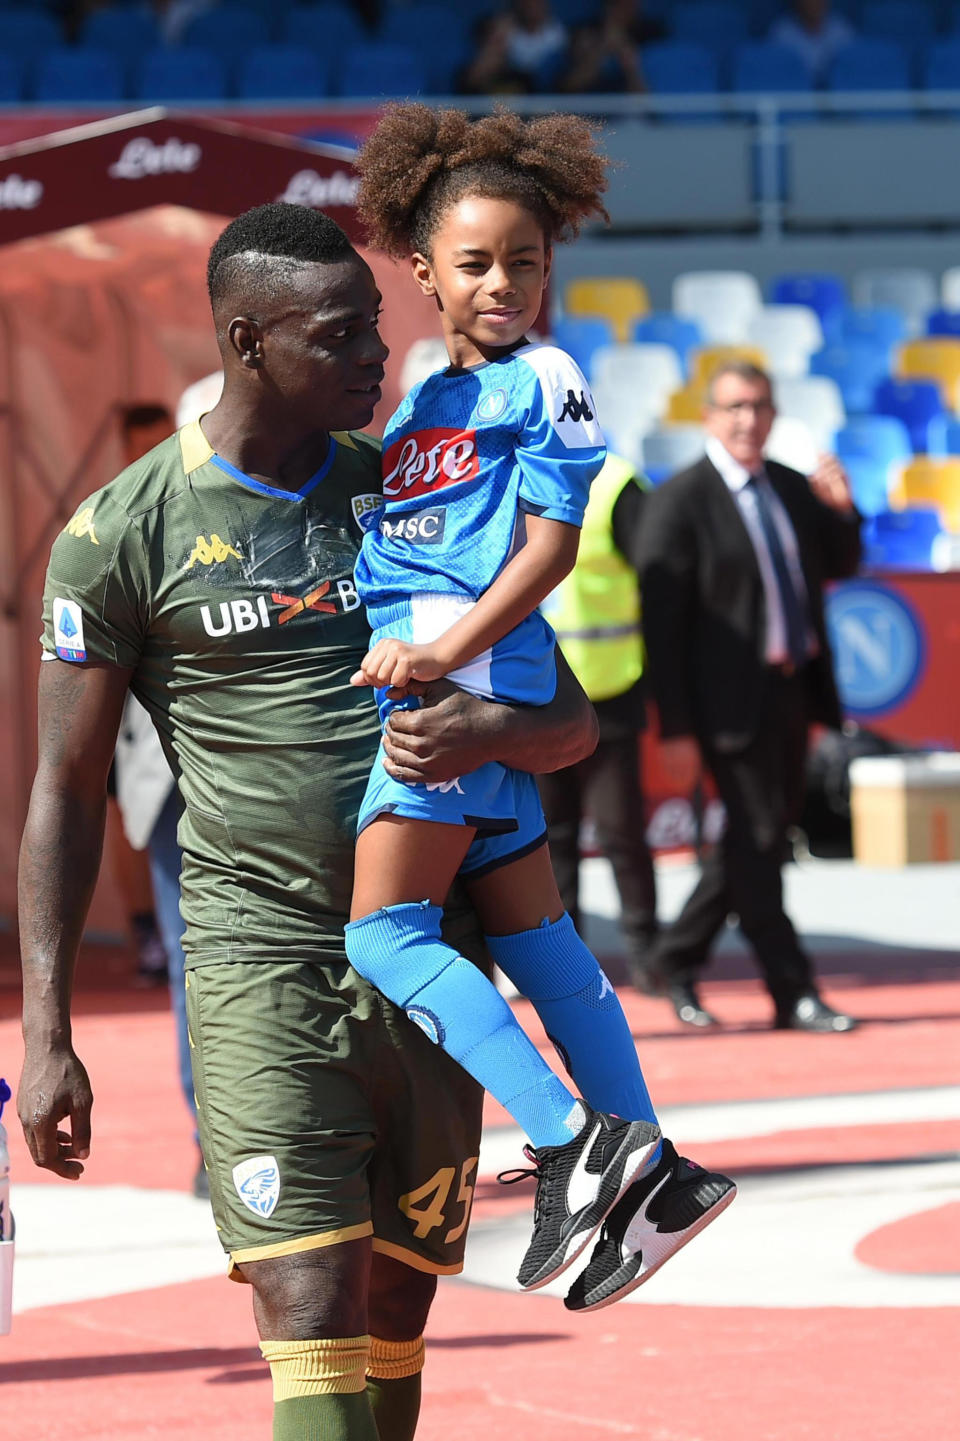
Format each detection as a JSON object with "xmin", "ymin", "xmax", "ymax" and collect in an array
[{"xmin": 355, "ymin": 343, "xmax": 606, "ymax": 619}]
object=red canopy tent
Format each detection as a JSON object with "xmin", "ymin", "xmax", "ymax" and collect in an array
[{"xmin": 0, "ymin": 110, "xmax": 438, "ymax": 932}]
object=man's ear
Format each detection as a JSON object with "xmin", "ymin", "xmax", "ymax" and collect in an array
[
  {"xmin": 228, "ymin": 316, "xmax": 263, "ymax": 368},
  {"xmin": 411, "ymin": 252, "xmax": 438, "ymax": 299}
]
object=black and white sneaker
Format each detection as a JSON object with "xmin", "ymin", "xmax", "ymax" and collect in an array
[
  {"xmin": 500, "ymin": 1111, "xmax": 662, "ymax": 1291},
  {"xmin": 564, "ymin": 1139, "xmax": 736, "ymax": 1312}
]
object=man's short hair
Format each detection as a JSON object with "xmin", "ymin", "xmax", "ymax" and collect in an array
[
  {"xmin": 206, "ymin": 203, "xmax": 356, "ymax": 310},
  {"xmin": 705, "ymin": 359, "xmax": 772, "ymax": 404}
]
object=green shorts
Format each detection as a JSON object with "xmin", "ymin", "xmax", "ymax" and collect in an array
[{"xmin": 186, "ymin": 945, "xmax": 485, "ymax": 1280}]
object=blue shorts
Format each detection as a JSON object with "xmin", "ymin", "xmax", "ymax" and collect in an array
[{"xmin": 357, "ymin": 742, "xmax": 548, "ymax": 878}]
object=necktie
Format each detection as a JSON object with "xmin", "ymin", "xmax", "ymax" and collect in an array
[{"xmin": 748, "ymin": 474, "xmax": 809, "ymax": 668}]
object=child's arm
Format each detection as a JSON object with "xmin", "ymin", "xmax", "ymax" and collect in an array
[{"xmin": 351, "ymin": 513, "xmax": 580, "ymax": 690}]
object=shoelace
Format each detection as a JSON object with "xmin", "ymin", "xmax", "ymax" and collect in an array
[{"xmin": 496, "ymin": 1143, "xmax": 541, "ymax": 1188}]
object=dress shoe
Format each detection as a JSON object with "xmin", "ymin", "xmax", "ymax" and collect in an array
[
  {"xmin": 668, "ymin": 982, "xmax": 718, "ymax": 1029},
  {"xmin": 627, "ymin": 953, "xmax": 666, "ymax": 997},
  {"xmin": 775, "ymin": 993, "xmax": 858, "ymax": 1033}
]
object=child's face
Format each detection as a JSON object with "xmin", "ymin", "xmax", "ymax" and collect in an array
[{"xmin": 411, "ymin": 195, "xmax": 551, "ymax": 368}]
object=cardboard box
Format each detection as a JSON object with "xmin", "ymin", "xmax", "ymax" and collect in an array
[{"xmin": 849, "ymin": 753, "xmax": 960, "ymax": 866}]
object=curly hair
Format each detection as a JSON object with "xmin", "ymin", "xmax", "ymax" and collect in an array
[{"xmin": 356, "ymin": 105, "xmax": 609, "ymax": 258}]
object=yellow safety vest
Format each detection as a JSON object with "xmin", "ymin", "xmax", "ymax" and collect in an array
[{"xmin": 546, "ymin": 453, "xmax": 645, "ymax": 702}]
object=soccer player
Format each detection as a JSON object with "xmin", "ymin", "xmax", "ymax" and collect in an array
[
  {"xmin": 17, "ymin": 202, "xmax": 600, "ymax": 1441},
  {"xmin": 344, "ymin": 105, "xmax": 736, "ymax": 1308}
]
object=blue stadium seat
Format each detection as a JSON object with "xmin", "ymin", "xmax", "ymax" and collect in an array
[
  {"xmin": 809, "ymin": 343, "xmax": 892, "ymax": 416},
  {"xmin": 873, "ymin": 377, "xmax": 945, "ymax": 452},
  {"xmin": 0, "ymin": 54, "xmax": 25, "ymax": 102},
  {"xmin": 34, "ymin": 47, "xmax": 126, "ymax": 103},
  {"xmin": 134, "ymin": 48, "xmax": 229, "ymax": 103},
  {"xmin": 862, "ymin": 508, "xmax": 942, "ymax": 570},
  {"xmin": 861, "ymin": 1, "xmax": 936, "ymax": 44},
  {"xmin": 642, "ymin": 43, "xmax": 722, "ymax": 94},
  {"xmin": 731, "ymin": 42, "xmax": 812, "ymax": 93},
  {"xmin": 834, "ymin": 415, "xmax": 913, "ymax": 471},
  {"xmin": 827, "ymin": 39, "xmax": 912, "ymax": 92},
  {"xmin": 926, "ymin": 308, "xmax": 960, "ymax": 337},
  {"xmin": 842, "ymin": 458, "xmax": 893, "ymax": 517},
  {"xmin": 632, "ymin": 313, "xmax": 704, "ymax": 375},
  {"xmin": 80, "ymin": 8, "xmax": 161, "ymax": 56},
  {"xmin": 549, "ymin": 0, "xmax": 597, "ymax": 23},
  {"xmin": 338, "ymin": 42, "xmax": 426, "ymax": 98},
  {"xmin": 922, "ymin": 39, "xmax": 960, "ymax": 89},
  {"xmin": 1, "ymin": 7, "xmax": 61, "ymax": 54},
  {"xmin": 669, "ymin": 3, "xmax": 749, "ymax": 51},
  {"xmin": 282, "ymin": 3, "xmax": 367, "ymax": 53},
  {"xmin": 236, "ymin": 45, "xmax": 330, "ymax": 100},
  {"xmin": 550, "ymin": 317, "xmax": 616, "ymax": 377},
  {"xmin": 824, "ymin": 305, "xmax": 908, "ymax": 350},
  {"xmin": 926, "ymin": 413, "xmax": 960, "ymax": 455},
  {"xmin": 770, "ymin": 273, "xmax": 847, "ymax": 329},
  {"xmin": 377, "ymin": 5, "xmax": 470, "ymax": 93},
  {"xmin": 182, "ymin": 5, "xmax": 272, "ymax": 56}
]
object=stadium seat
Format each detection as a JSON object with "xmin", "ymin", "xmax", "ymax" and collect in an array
[
  {"xmin": 641, "ymin": 43, "xmax": 721, "ymax": 95},
  {"xmin": 135, "ymin": 48, "xmax": 229, "ymax": 102},
  {"xmin": 664, "ymin": 384, "xmax": 707, "ymax": 423},
  {"xmin": 873, "ymin": 377, "xmax": 945, "ymax": 452},
  {"xmin": 834, "ymin": 414, "xmax": 913, "ymax": 472},
  {"xmin": 809, "ymin": 342, "xmax": 891, "ymax": 415},
  {"xmin": 745, "ymin": 304, "xmax": 823, "ymax": 378},
  {"xmin": 640, "ymin": 424, "xmax": 705, "ymax": 485},
  {"xmin": 896, "ymin": 338, "xmax": 960, "ymax": 408},
  {"xmin": 377, "ymin": 5, "xmax": 470, "ymax": 92},
  {"xmin": 926, "ymin": 308, "xmax": 960, "ymax": 339},
  {"xmin": 282, "ymin": 3, "xmax": 366, "ymax": 52},
  {"xmin": 920, "ymin": 39, "xmax": 960, "ymax": 89},
  {"xmin": 80, "ymin": 8, "xmax": 161, "ymax": 55},
  {"xmin": 632, "ymin": 313, "xmax": 704, "ymax": 375},
  {"xmin": 399, "ymin": 338, "xmax": 449, "ymax": 396},
  {"xmin": 690, "ymin": 344, "xmax": 768, "ymax": 389},
  {"xmin": 0, "ymin": 55, "xmax": 24, "ymax": 103},
  {"xmin": 338, "ymin": 42, "xmax": 426, "ymax": 98},
  {"xmin": 824, "ymin": 304, "xmax": 907, "ymax": 350},
  {"xmin": 890, "ymin": 457, "xmax": 960, "ymax": 531},
  {"xmin": 852, "ymin": 268, "xmax": 938, "ymax": 336},
  {"xmin": 765, "ymin": 415, "xmax": 820, "ymax": 476},
  {"xmin": 668, "ymin": 3, "xmax": 749, "ymax": 52},
  {"xmin": 770, "ymin": 273, "xmax": 846, "ymax": 331},
  {"xmin": 773, "ymin": 375, "xmax": 846, "ymax": 450},
  {"xmin": 564, "ymin": 277, "xmax": 650, "ymax": 343},
  {"xmin": 731, "ymin": 42, "xmax": 812, "ymax": 94},
  {"xmin": 183, "ymin": 5, "xmax": 271, "ymax": 55},
  {"xmin": 673, "ymin": 271, "xmax": 763, "ymax": 345},
  {"xmin": 34, "ymin": 47, "xmax": 126, "ymax": 103},
  {"xmin": 826, "ymin": 39, "xmax": 912, "ymax": 93},
  {"xmin": 839, "ymin": 457, "xmax": 894, "ymax": 517},
  {"xmin": 588, "ymin": 389, "xmax": 655, "ymax": 464},
  {"xmin": 236, "ymin": 46, "xmax": 330, "ymax": 100},
  {"xmin": 940, "ymin": 266, "xmax": 960, "ymax": 310},
  {"xmin": 860, "ymin": 0, "xmax": 935, "ymax": 45},
  {"xmin": 550, "ymin": 316, "xmax": 616, "ymax": 377},
  {"xmin": 590, "ymin": 343, "xmax": 684, "ymax": 416},
  {"xmin": 0, "ymin": 8, "xmax": 61, "ymax": 55},
  {"xmin": 925, "ymin": 414, "xmax": 960, "ymax": 456},
  {"xmin": 861, "ymin": 508, "xmax": 942, "ymax": 569}
]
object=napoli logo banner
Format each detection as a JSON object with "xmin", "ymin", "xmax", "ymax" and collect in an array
[{"xmin": 826, "ymin": 581, "xmax": 926, "ymax": 718}]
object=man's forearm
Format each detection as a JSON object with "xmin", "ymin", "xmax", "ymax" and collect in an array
[{"xmin": 496, "ymin": 655, "xmax": 598, "ymax": 774}]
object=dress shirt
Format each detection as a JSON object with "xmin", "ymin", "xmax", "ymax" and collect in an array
[{"xmin": 706, "ymin": 436, "xmax": 816, "ymax": 665}]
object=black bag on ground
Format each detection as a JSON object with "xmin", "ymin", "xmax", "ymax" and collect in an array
[{"xmin": 801, "ymin": 723, "xmax": 920, "ymax": 858}]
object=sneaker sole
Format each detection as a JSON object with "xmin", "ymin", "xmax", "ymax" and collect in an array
[
  {"xmin": 565, "ymin": 1180, "xmax": 738, "ymax": 1312},
  {"xmin": 520, "ymin": 1126, "xmax": 662, "ymax": 1292}
]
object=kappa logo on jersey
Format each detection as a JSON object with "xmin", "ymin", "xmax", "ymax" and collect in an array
[
  {"xmin": 53, "ymin": 598, "xmax": 86, "ymax": 661},
  {"xmin": 351, "ymin": 493, "xmax": 384, "ymax": 534},
  {"xmin": 425, "ymin": 776, "xmax": 465, "ymax": 795},
  {"xmin": 382, "ymin": 428, "xmax": 479, "ymax": 501},
  {"xmin": 185, "ymin": 533, "xmax": 242, "ymax": 570},
  {"xmin": 380, "ymin": 508, "xmax": 446, "ymax": 545},
  {"xmin": 232, "ymin": 1155, "xmax": 280, "ymax": 1219},
  {"xmin": 65, "ymin": 507, "xmax": 100, "ymax": 546},
  {"xmin": 557, "ymin": 389, "xmax": 594, "ymax": 425},
  {"xmin": 200, "ymin": 578, "xmax": 361, "ymax": 636}
]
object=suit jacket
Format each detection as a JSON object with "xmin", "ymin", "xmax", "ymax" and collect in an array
[{"xmin": 638, "ymin": 454, "xmax": 862, "ymax": 751}]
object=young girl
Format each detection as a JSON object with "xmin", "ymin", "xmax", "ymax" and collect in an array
[{"xmin": 345, "ymin": 105, "xmax": 735, "ymax": 1306}]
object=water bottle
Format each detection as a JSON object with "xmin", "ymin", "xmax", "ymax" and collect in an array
[{"xmin": 0, "ymin": 1077, "xmax": 13, "ymax": 1335}]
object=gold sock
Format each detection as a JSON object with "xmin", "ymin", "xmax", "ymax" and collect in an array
[
  {"xmin": 260, "ymin": 1336, "xmax": 371, "ymax": 1400},
  {"xmin": 367, "ymin": 1335, "xmax": 425, "ymax": 1381}
]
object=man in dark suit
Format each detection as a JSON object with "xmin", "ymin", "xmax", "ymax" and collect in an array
[{"xmin": 639, "ymin": 360, "xmax": 860, "ymax": 1032}]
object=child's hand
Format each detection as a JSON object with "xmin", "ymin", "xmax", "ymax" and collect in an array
[{"xmin": 350, "ymin": 639, "xmax": 448, "ymax": 689}]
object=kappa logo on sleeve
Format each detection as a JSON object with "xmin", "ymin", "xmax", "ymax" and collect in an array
[
  {"xmin": 53, "ymin": 598, "xmax": 87, "ymax": 662},
  {"xmin": 65, "ymin": 507, "xmax": 100, "ymax": 546},
  {"xmin": 232, "ymin": 1155, "xmax": 280, "ymax": 1219},
  {"xmin": 557, "ymin": 389, "xmax": 594, "ymax": 425}
]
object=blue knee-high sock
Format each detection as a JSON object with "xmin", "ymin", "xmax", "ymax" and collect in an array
[
  {"xmin": 344, "ymin": 902, "xmax": 583, "ymax": 1149},
  {"xmin": 486, "ymin": 914, "xmax": 661, "ymax": 1147}
]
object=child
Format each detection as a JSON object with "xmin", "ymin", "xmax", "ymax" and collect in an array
[{"xmin": 345, "ymin": 105, "xmax": 735, "ymax": 1308}]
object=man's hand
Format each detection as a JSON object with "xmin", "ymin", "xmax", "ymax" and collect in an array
[
  {"xmin": 351, "ymin": 638, "xmax": 447, "ymax": 690},
  {"xmin": 382, "ymin": 680, "xmax": 497, "ymax": 784},
  {"xmin": 808, "ymin": 453, "xmax": 854, "ymax": 513},
  {"xmin": 660, "ymin": 735, "xmax": 702, "ymax": 793},
  {"xmin": 18, "ymin": 1045, "xmax": 92, "ymax": 1180}
]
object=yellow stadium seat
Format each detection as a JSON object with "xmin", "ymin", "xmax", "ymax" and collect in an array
[
  {"xmin": 665, "ymin": 385, "xmax": 707, "ymax": 423},
  {"xmin": 690, "ymin": 344, "xmax": 770, "ymax": 388},
  {"xmin": 890, "ymin": 457, "xmax": 960, "ymax": 531},
  {"xmin": 564, "ymin": 276, "xmax": 650, "ymax": 343},
  {"xmin": 896, "ymin": 339, "xmax": 960, "ymax": 406}
]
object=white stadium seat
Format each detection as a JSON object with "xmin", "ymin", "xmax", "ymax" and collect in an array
[
  {"xmin": 640, "ymin": 424, "xmax": 706, "ymax": 479},
  {"xmin": 774, "ymin": 375, "xmax": 846, "ymax": 451},
  {"xmin": 765, "ymin": 415, "xmax": 821, "ymax": 475},
  {"xmin": 672, "ymin": 270, "xmax": 763, "ymax": 345},
  {"xmin": 590, "ymin": 342, "xmax": 684, "ymax": 414},
  {"xmin": 745, "ymin": 304, "xmax": 824, "ymax": 378},
  {"xmin": 851, "ymin": 267, "xmax": 938, "ymax": 337},
  {"xmin": 940, "ymin": 266, "xmax": 960, "ymax": 312}
]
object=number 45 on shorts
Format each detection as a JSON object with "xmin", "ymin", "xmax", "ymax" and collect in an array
[{"xmin": 400, "ymin": 1156, "xmax": 479, "ymax": 1244}]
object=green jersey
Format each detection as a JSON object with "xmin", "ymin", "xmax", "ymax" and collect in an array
[{"xmin": 41, "ymin": 420, "xmax": 387, "ymax": 963}]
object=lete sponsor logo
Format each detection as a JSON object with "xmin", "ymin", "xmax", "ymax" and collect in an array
[
  {"xmin": 108, "ymin": 136, "xmax": 202, "ymax": 180},
  {"xmin": 382, "ymin": 428, "xmax": 478, "ymax": 501},
  {"xmin": 276, "ymin": 169, "xmax": 360, "ymax": 208},
  {"xmin": 0, "ymin": 174, "xmax": 43, "ymax": 210}
]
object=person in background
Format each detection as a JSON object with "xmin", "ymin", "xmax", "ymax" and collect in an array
[
  {"xmin": 459, "ymin": 0, "xmax": 569, "ymax": 95},
  {"xmin": 769, "ymin": 0, "xmax": 855, "ymax": 85},
  {"xmin": 538, "ymin": 452, "xmax": 660, "ymax": 994},
  {"xmin": 561, "ymin": 0, "xmax": 666, "ymax": 95},
  {"xmin": 639, "ymin": 360, "xmax": 861, "ymax": 1034}
]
